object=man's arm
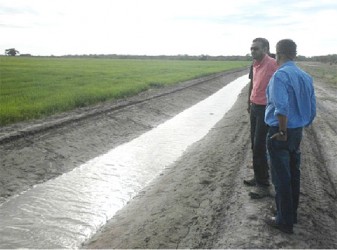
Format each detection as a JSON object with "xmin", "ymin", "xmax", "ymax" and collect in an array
[
  {"xmin": 271, "ymin": 114, "xmax": 288, "ymax": 141},
  {"xmin": 247, "ymin": 80, "xmax": 252, "ymax": 113},
  {"xmin": 247, "ymin": 64, "xmax": 253, "ymax": 113}
]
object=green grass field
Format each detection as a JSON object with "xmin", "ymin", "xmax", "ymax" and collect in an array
[
  {"xmin": 0, "ymin": 57, "xmax": 250, "ymax": 126},
  {"xmin": 298, "ymin": 62, "xmax": 337, "ymax": 86}
]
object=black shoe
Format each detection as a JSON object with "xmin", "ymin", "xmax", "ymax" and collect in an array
[
  {"xmin": 244, "ymin": 178, "xmax": 256, "ymax": 186},
  {"xmin": 264, "ymin": 216, "xmax": 294, "ymax": 234},
  {"xmin": 249, "ymin": 187, "xmax": 271, "ymax": 199},
  {"xmin": 267, "ymin": 206, "xmax": 298, "ymax": 224},
  {"xmin": 269, "ymin": 204, "xmax": 277, "ymax": 215}
]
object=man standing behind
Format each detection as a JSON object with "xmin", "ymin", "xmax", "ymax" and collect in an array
[
  {"xmin": 264, "ymin": 39, "xmax": 316, "ymax": 234},
  {"xmin": 244, "ymin": 38, "xmax": 278, "ymax": 199}
]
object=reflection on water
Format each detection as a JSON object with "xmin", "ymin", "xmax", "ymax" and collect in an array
[{"xmin": 0, "ymin": 75, "xmax": 248, "ymax": 248}]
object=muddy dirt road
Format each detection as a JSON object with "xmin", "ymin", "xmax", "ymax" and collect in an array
[{"xmin": 1, "ymin": 67, "xmax": 336, "ymax": 248}]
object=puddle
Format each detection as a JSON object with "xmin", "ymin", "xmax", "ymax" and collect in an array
[{"xmin": 0, "ymin": 75, "xmax": 248, "ymax": 248}]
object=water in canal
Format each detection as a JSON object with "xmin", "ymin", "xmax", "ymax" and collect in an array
[{"xmin": 0, "ymin": 75, "xmax": 248, "ymax": 248}]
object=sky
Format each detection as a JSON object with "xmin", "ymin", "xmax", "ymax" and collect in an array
[{"xmin": 1, "ymin": 0, "xmax": 337, "ymax": 57}]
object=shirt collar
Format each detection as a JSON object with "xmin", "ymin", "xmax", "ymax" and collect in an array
[
  {"xmin": 253, "ymin": 54, "xmax": 268, "ymax": 67},
  {"xmin": 279, "ymin": 60, "xmax": 295, "ymax": 69}
]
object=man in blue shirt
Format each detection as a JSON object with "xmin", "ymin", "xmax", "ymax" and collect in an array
[{"xmin": 264, "ymin": 39, "xmax": 316, "ymax": 234}]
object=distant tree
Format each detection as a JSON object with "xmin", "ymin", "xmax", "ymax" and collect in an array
[
  {"xmin": 296, "ymin": 55, "xmax": 308, "ymax": 61},
  {"xmin": 199, "ymin": 54, "xmax": 209, "ymax": 61},
  {"xmin": 311, "ymin": 54, "xmax": 337, "ymax": 64},
  {"xmin": 5, "ymin": 48, "xmax": 20, "ymax": 56}
]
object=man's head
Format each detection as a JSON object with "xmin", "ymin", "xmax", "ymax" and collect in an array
[
  {"xmin": 276, "ymin": 39, "xmax": 297, "ymax": 65},
  {"xmin": 251, "ymin": 38, "xmax": 270, "ymax": 61}
]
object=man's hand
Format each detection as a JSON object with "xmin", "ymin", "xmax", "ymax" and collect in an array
[
  {"xmin": 273, "ymin": 115, "xmax": 288, "ymax": 141},
  {"xmin": 270, "ymin": 132, "xmax": 287, "ymax": 141}
]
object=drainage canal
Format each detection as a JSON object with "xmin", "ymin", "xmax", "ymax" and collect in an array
[{"xmin": 0, "ymin": 75, "xmax": 248, "ymax": 248}]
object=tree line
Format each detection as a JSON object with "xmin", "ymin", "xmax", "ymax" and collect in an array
[{"xmin": 4, "ymin": 48, "xmax": 337, "ymax": 63}]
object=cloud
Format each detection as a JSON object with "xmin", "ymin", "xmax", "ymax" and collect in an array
[{"xmin": 0, "ymin": 0, "xmax": 336, "ymax": 56}]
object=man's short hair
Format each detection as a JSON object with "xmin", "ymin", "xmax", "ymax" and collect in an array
[
  {"xmin": 253, "ymin": 38, "xmax": 270, "ymax": 51},
  {"xmin": 277, "ymin": 39, "xmax": 297, "ymax": 60}
]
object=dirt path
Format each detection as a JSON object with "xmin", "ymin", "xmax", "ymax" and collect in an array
[{"xmin": 1, "ymin": 68, "xmax": 336, "ymax": 248}]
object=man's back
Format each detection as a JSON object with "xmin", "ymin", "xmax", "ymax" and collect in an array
[{"xmin": 265, "ymin": 61, "xmax": 316, "ymax": 128}]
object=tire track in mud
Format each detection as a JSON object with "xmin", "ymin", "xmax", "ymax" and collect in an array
[
  {"xmin": 297, "ymin": 128, "xmax": 337, "ymax": 248},
  {"xmin": 297, "ymin": 80, "xmax": 337, "ymax": 247},
  {"xmin": 312, "ymin": 82, "xmax": 337, "ymax": 192}
]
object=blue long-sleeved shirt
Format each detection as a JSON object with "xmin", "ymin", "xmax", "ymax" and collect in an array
[{"xmin": 265, "ymin": 61, "xmax": 316, "ymax": 128}]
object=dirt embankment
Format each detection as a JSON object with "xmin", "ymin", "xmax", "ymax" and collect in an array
[{"xmin": 1, "ymin": 67, "xmax": 336, "ymax": 248}]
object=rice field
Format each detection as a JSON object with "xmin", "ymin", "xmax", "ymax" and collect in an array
[{"xmin": 0, "ymin": 56, "xmax": 250, "ymax": 126}]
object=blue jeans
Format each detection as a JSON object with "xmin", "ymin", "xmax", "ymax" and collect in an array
[
  {"xmin": 267, "ymin": 126, "xmax": 303, "ymax": 228},
  {"xmin": 250, "ymin": 104, "xmax": 269, "ymax": 186}
]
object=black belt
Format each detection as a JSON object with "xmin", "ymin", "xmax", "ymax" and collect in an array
[{"xmin": 251, "ymin": 103, "xmax": 266, "ymax": 108}]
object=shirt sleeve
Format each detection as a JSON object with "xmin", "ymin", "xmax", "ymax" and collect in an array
[
  {"xmin": 272, "ymin": 60, "xmax": 278, "ymax": 73},
  {"xmin": 308, "ymin": 82, "xmax": 317, "ymax": 126},
  {"xmin": 271, "ymin": 72, "xmax": 289, "ymax": 117},
  {"xmin": 248, "ymin": 65, "xmax": 253, "ymax": 80}
]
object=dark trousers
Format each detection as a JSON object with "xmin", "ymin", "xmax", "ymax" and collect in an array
[
  {"xmin": 267, "ymin": 126, "xmax": 303, "ymax": 228},
  {"xmin": 250, "ymin": 104, "xmax": 269, "ymax": 186}
]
